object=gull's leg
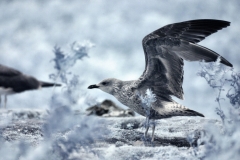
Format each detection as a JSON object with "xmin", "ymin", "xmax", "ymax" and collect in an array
[
  {"xmin": 4, "ymin": 95, "xmax": 7, "ymax": 109},
  {"xmin": 145, "ymin": 126, "xmax": 149, "ymax": 138},
  {"xmin": 151, "ymin": 120, "xmax": 156, "ymax": 142},
  {"xmin": 144, "ymin": 117, "xmax": 150, "ymax": 138}
]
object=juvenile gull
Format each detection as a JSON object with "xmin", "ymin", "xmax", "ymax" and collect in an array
[
  {"xmin": 0, "ymin": 64, "xmax": 61, "ymax": 108},
  {"xmin": 88, "ymin": 19, "xmax": 233, "ymax": 141}
]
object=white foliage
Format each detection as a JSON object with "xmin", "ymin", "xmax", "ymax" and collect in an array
[
  {"xmin": 140, "ymin": 89, "xmax": 156, "ymax": 118},
  {"xmin": 140, "ymin": 89, "xmax": 156, "ymax": 108},
  {"xmin": 198, "ymin": 57, "xmax": 228, "ymax": 89},
  {"xmin": 53, "ymin": 41, "xmax": 94, "ymax": 73},
  {"xmin": 49, "ymin": 41, "xmax": 95, "ymax": 107},
  {"xmin": 50, "ymin": 41, "xmax": 94, "ymax": 85},
  {"xmin": 197, "ymin": 58, "xmax": 240, "ymax": 159}
]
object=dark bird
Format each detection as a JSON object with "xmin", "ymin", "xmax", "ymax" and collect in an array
[
  {"xmin": 88, "ymin": 19, "xmax": 233, "ymax": 141},
  {"xmin": 0, "ymin": 64, "xmax": 61, "ymax": 108}
]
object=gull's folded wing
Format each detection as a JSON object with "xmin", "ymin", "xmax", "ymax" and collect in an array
[{"xmin": 0, "ymin": 64, "xmax": 22, "ymax": 77}]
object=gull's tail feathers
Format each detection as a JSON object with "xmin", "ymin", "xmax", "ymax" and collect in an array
[
  {"xmin": 172, "ymin": 41, "xmax": 233, "ymax": 67},
  {"xmin": 40, "ymin": 81, "xmax": 61, "ymax": 88},
  {"xmin": 184, "ymin": 108, "xmax": 204, "ymax": 117},
  {"xmin": 153, "ymin": 101, "xmax": 204, "ymax": 118}
]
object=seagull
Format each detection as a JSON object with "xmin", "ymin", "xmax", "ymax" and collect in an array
[
  {"xmin": 88, "ymin": 19, "xmax": 233, "ymax": 141},
  {"xmin": 0, "ymin": 64, "xmax": 61, "ymax": 108}
]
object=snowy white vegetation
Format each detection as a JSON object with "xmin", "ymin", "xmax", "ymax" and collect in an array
[
  {"xmin": 49, "ymin": 41, "xmax": 97, "ymax": 108},
  {"xmin": 50, "ymin": 40, "xmax": 94, "ymax": 84},
  {"xmin": 140, "ymin": 89, "xmax": 157, "ymax": 142},
  {"xmin": 190, "ymin": 58, "xmax": 240, "ymax": 159},
  {"xmin": 42, "ymin": 41, "xmax": 106, "ymax": 159},
  {"xmin": 140, "ymin": 89, "xmax": 157, "ymax": 118}
]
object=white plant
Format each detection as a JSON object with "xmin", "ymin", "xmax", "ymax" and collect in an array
[
  {"xmin": 140, "ymin": 89, "xmax": 156, "ymax": 117},
  {"xmin": 196, "ymin": 59, "xmax": 240, "ymax": 159},
  {"xmin": 50, "ymin": 41, "xmax": 95, "ymax": 84},
  {"xmin": 140, "ymin": 89, "xmax": 157, "ymax": 142}
]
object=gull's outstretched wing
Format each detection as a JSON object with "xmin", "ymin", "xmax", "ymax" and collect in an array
[{"xmin": 134, "ymin": 19, "xmax": 232, "ymax": 101}]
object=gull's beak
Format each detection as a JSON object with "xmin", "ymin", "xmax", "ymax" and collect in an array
[{"xmin": 88, "ymin": 84, "xmax": 99, "ymax": 89}]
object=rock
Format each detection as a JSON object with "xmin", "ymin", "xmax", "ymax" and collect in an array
[
  {"xmin": 0, "ymin": 109, "xmax": 48, "ymax": 121},
  {"xmin": 0, "ymin": 109, "xmax": 222, "ymax": 159},
  {"xmin": 86, "ymin": 99, "xmax": 135, "ymax": 117}
]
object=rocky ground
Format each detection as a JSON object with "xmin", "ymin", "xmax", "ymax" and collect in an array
[{"xmin": 0, "ymin": 108, "xmax": 222, "ymax": 160}]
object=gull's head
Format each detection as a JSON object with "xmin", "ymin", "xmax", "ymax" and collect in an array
[{"xmin": 88, "ymin": 78, "xmax": 120, "ymax": 95}]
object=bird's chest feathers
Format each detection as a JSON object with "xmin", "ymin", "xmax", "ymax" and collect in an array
[
  {"xmin": 114, "ymin": 85, "xmax": 140, "ymax": 106},
  {"xmin": 121, "ymin": 85, "xmax": 134, "ymax": 97}
]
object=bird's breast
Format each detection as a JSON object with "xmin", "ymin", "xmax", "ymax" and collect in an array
[{"xmin": 114, "ymin": 89, "xmax": 147, "ymax": 117}]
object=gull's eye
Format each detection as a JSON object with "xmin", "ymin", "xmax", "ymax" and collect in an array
[{"xmin": 102, "ymin": 82, "xmax": 108, "ymax": 85}]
